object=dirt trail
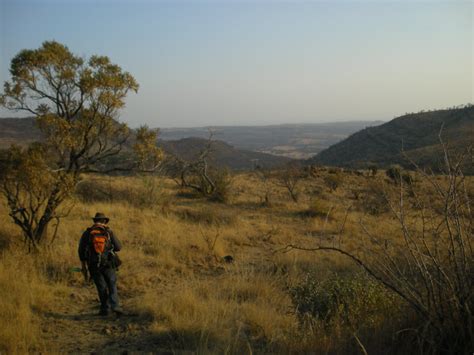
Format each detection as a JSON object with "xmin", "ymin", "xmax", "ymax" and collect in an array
[
  {"xmin": 39, "ymin": 281, "xmax": 164, "ymax": 354},
  {"xmin": 38, "ymin": 230, "xmax": 276, "ymax": 353}
]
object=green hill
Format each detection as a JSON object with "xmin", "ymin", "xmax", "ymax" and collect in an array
[{"xmin": 308, "ymin": 105, "xmax": 474, "ymax": 173}]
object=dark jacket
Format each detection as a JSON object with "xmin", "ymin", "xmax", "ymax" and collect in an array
[{"xmin": 78, "ymin": 224, "xmax": 122, "ymax": 269}]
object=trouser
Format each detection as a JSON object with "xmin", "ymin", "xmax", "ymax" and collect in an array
[{"xmin": 90, "ymin": 266, "xmax": 120, "ymax": 311}]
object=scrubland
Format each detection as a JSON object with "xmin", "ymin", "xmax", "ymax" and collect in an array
[{"xmin": 0, "ymin": 167, "xmax": 472, "ymax": 353}]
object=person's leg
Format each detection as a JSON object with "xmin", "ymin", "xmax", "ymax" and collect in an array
[
  {"xmin": 91, "ymin": 270, "xmax": 109, "ymax": 314},
  {"xmin": 103, "ymin": 267, "xmax": 121, "ymax": 312}
]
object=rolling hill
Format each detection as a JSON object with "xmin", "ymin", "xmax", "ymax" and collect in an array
[
  {"xmin": 0, "ymin": 117, "xmax": 290, "ymax": 171},
  {"xmin": 308, "ymin": 105, "xmax": 474, "ymax": 173},
  {"xmin": 158, "ymin": 137, "xmax": 291, "ymax": 170},
  {"xmin": 159, "ymin": 121, "xmax": 384, "ymax": 159},
  {"xmin": 0, "ymin": 117, "xmax": 41, "ymax": 148}
]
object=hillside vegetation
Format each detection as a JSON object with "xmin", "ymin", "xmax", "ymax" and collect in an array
[
  {"xmin": 0, "ymin": 164, "xmax": 472, "ymax": 353},
  {"xmin": 310, "ymin": 105, "xmax": 474, "ymax": 173}
]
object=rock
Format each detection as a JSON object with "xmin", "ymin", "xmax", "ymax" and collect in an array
[{"xmin": 223, "ymin": 255, "xmax": 234, "ymax": 263}]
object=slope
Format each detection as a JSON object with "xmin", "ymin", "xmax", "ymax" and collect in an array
[{"xmin": 309, "ymin": 105, "xmax": 474, "ymax": 172}]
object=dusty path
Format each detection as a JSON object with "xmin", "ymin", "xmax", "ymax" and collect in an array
[{"xmin": 39, "ymin": 281, "xmax": 166, "ymax": 354}]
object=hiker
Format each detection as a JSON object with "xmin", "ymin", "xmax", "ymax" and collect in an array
[{"xmin": 78, "ymin": 212, "xmax": 123, "ymax": 316}]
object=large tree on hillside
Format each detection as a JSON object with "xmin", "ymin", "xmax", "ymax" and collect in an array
[{"xmin": 0, "ymin": 41, "xmax": 162, "ymax": 249}]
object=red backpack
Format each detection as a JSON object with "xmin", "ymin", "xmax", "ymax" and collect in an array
[{"xmin": 88, "ymin": 225, "xmax": 111, "ymax": 266}]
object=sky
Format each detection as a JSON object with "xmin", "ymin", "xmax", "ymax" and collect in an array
[{"xmin": 0, "ymin": 0, "xmax": 472, "ymax": 128}]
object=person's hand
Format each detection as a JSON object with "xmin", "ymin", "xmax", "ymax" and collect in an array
[{"xmin": 81, "ymin": 261, "xmax": 89, "ymax": 282}]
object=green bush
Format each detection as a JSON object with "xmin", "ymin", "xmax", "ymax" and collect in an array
[{"xmin": 290, "ymin": 272, "xmax": 397, "ymax": 327}]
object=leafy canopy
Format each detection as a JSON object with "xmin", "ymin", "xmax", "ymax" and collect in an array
[{"xmin": 0, "ymin": 41, "xmax": 161, "ymax": 248}]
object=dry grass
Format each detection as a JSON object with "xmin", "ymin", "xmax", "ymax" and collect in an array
[{"xmin": 0, "ymin": 170, "xmax": 471, "ymax": 352}]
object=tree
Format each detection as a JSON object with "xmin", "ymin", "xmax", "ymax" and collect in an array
[
  {"xmin": 165, "ymin": 132, "xmax": 232, "ymax": 202},
  {"xmin": 0, "ymin": 41, "xmax": 162, "ymax": 249},
  {"xmin": 276, "ymin": 163, "xmax": 302, "ymax": 202}
]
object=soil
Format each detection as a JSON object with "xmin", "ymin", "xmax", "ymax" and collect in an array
[{"xmin": 39, "ymin": 279, "xmax": 171, "ymax": 354}]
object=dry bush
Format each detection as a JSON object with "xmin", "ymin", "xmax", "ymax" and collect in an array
[
  {"xmin": 323, "ymin": 172, "xmax": 344, "ymax": 191},
  {"xmin": 208, "ymin": 168, "xmax": 233, "ymax": 203},
  {"xmin": 359, "ymin": 180, "xmax": 391, "ymax": 215},
  {"xmin": 385, "ymin": 165, "xmax": 413, "ymax": 185},
  {"xmin": 275, "ymin": 164, "xmax": 303, "ymax": 202}
]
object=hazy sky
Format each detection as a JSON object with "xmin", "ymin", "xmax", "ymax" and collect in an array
[{"xmin": 0, "ymin": 0, "xmax": 472, "ymax": 128}]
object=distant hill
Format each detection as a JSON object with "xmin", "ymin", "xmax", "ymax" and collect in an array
[
  {"xmin": 158, "ymin": 137, "xmax": 291, "ymax": 170},
  {"xmin": 160, "ymin": 121, "xmax": 384, "ymax": 159},
  {"xmin": 308, "ymin": 106, "xmax": 474, "ymax": 173},
  {"xmin": 0, "ymin": 117, "xmax": 291, "ymax": 171},
  {"xmin": 0, "ymin": 117, "xmax": 41, "ymax": 148}
]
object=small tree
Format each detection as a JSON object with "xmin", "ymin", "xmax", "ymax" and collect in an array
[
  {"xmin": 166, "ymin": 133, "xmax": 232, "ymax": 202},
  {"xmin": 0, "ymin": 41, "xmax": 162, "ymax": 249},
  {"xmin": 253, "ymin": 166, "xmax": 273, "ymax": 206},
  {"xmin": 276, "ymin": 163, "xmax": 302, "ymax": 203}
]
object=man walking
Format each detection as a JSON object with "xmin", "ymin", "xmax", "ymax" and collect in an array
[{"xmin": 78, "ymin": 212, "xmax": 123, "ymax": 316}]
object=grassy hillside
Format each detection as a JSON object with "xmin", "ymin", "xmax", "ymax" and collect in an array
[
  {"xmin": 1, "ymin": 167, "xmax": 472, "ymax": 353},
  {"xmin": 310, "ymin": 105, "xmax": 474, "ymax": 172}
]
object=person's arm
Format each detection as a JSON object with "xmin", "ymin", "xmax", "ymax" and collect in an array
[
  {"xmin": 78, "ymin": 231, "xmax": 89, "ymax": 261},
  {"xmin": 109, "ymin": 229, "xmax": 122, "ymax": 252},
  {"xmin": 78, "ymin": 231, "xmax": 90, "ymax": 281},
  {"xmin": 81, "ymin": 260, "xmax": 89, "ymax": 282}
]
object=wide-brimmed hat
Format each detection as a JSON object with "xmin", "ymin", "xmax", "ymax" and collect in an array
[{"xmin": 92, "ymin": 212, "xmax": 109, "ymax": 223}]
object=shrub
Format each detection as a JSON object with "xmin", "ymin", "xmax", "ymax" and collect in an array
[
  {"xmin": 368, "ymin": 164, "xmax": 378, "ymax": 176},
  {"xmin": 385, "ymin": 165, "xmax": 401, "ymax": 182},
  {"xmin": 324, "ymin": 173, "xmax": 343, "ymax": 191},
  {"xmin": 359, "ymin": 181, "xmax": 390, "ymax": 215},
  {"xmin": 209, "ymin": 168, "xmax": 233, "ymax": 203},
  {"xmin": 290, "ymin": 272, "xmax": 397, "ymax": 328},
  {"xmin": 301, "ymin": 200, "xmax": 333, "ymax": 218},
  {"xmin": 385, "ymin": 165, "xmax": 413, "ymax": 185}
]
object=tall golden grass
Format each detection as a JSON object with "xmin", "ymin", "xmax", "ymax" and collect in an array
[{"xmin": 0, "ymin": 171, "xmax": 470, "ymax": 352}]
